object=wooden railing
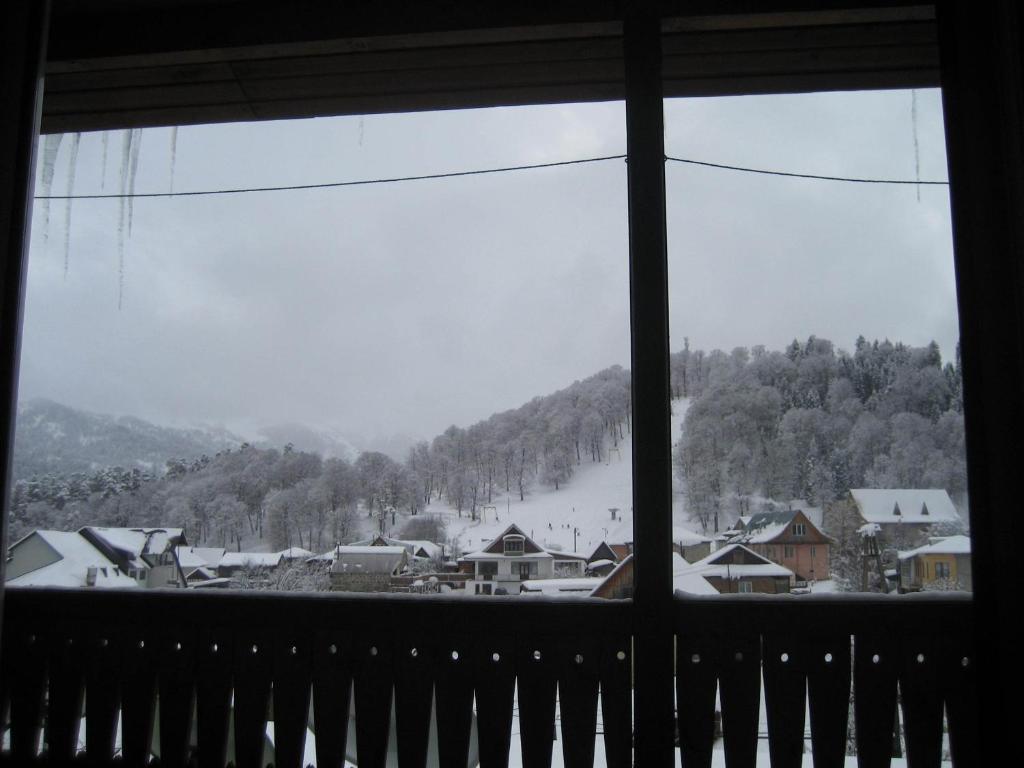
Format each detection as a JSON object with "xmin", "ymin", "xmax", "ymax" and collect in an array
[{"xmin": 0, "ymin": 589, "xmax": 974, "ymax": 767}]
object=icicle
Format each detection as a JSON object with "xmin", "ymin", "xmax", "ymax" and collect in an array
[
  {"xmin": 39, "ymin": 134, "xmax": 64, "ymax": 244},
  {"xmin": 168, "ymin": 126, "xmax": 178, "ymax": 193},
  {"xmin": 911, "ymin": 90, "xmax": 921, "ymax": 203},
  {"xmin": 100, "ymin": 131, "xmax": 109, "ymax": 190},
  {"xmin": 62, "ymin": 133, "xmax": 81, "ymax": 277},
  {"xmin": 127, "ymin": 128, "xmax": 143, "ymax": 236},
  {"xmin": 117, "ymin": 130, "xmax": 133, "ymax": 310}
]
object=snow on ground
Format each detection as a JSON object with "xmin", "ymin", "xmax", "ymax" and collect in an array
[{"xmin": 425, "ymin": 400, "xmax": 699, "ymax": 559}]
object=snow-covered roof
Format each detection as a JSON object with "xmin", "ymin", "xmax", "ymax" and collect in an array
[
  {"xmin": 278, "ymin": 547, "xmax": 314, "ymax": 559},
  {"xmin": 682, "ymin": 544, "xmax": 794, "ymax": 580},
  {"xmin": 672, "ymin": 552, "xmax": 718, "ymax": 595},
  {"xmin": 220, "ymin": 551, "xmax": 283, "ymax": 568},
  {"xmin": 545, "ymin": 548, "xmax": 588, "ymax": 560},
  {"xmin": 588, "ymin": 558, "xmax": 615, "ymax": 570},
  {"xmin": 333, "ymin": 546, "xmax": 407, "ymax": 575},
  {"xmin": 726, "ymin": 509, "xmax": 824, "ymax": 544},
  {"xmin": 520, "ymin": 577, "xmax": 604, "ymax": 595},
  {"xmin": 83, "ymin": 527, "xmax": 184, "ymax": 568},
  {"xmin": 8, "ymin": 531, "xmax": 139, "ymax": 589},
  {"xmin": 175, "ymin": 546, "xmax": 225, "ymax": 568},
  {"xmin": 850, "ymin": 489, "xmax": 960, "ymax": 525},
  {"xmin": 898, "ymin": 535, "xmax": 972, "ymax": 561},
  {"xmin": 671, "ymin": 525, "xmax": 713, "ymax": 545},
  {"xmin": 788, "ymin": 501, "xmax": 824, "ymax": 528},
  {"xmin": 464, "ymin": 524, "xmax": 552, "ymax": 560}
]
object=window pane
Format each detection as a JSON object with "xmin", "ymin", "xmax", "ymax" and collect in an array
[
  {"xmin": 665, "ymin": 89, "xmax": 969, "ymax": 596},
  {"xmin": 10, "ymin": 104, "xmax": 632, "ymax": 605}
]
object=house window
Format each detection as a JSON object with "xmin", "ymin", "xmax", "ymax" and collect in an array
[
  {"xmin": 512, "ymin": 561, "xmax": 538, "ymax": 579},
  {"xmin": 935, "ymin": 561, "xmax": 951, "ymax": 579},
  {"xmin": 793, "ymin": 524, "xmax": 806, "ymax": 536},
  {"xmin": 738, "ymin": 581, "xmax": 753, "ymax": 594},
  {"xmin": 784, "ymin": 546, "xmax": 795, "ymax": 558},
  {"xmin": 478, "ymin": 561, "xmax": 498, "ymax": 577},
  {"xmin": 503, "ymin": 535, "xmax": 525, "ymax": 556}
]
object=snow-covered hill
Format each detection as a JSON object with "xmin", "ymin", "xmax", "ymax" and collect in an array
[{"xmin": 425, "ymin": 399, "xmax": 699, "ymax": 557}]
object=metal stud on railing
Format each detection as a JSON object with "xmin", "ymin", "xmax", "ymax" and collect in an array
[
  {"xmin": 174, "ymin": 642, "xmax": 182, "ymax": 651},
  {"xmin": 138, "ymin": 640, "xmax": 146, "ymax": 649},
  {"xmin": 574, "ymin": 654, "xmax": 584, "ymax": 665},
  {"xmin": 735, "ymin": 652, "xmax": 743, "ymax": 662},
  {"xmin": 616, "ymin": 650, "xmax": 626, "ymax": 661},
  {"xmin": 290, "ymin": 646, "xmax": 298, "ymax": 656},
  {"xmin": 492, "ymin": 652, "xmax": 501, "ymax": 662},
  {"xmin": 99, "ymin": 638, "xmax": 109, "ymax": 648},
  {"xmin": 451, "ymin": 650, "xmax": 460, "ymax": 661},
  {"xmin": 533, "ymin": 650, "xmax": 542, "ymax": 661},
  {"xmin": 961, "ymin": 656, "xmax": 970, "ymax": 667},
  {"xmin": 211, "ymin": 643, "xmax": 218, "ymax": 653},
  {"xmin": 410, "ymin": 647, "xmax": 418, "ymax": 658},
  {"xmin": 916, "ymin": 653, "xmax": 925, "ymax": 664},
  {"xmin": 691, "ymin": 653, "xmax": 700, "ymax": 664},
  {"xmin": 328, "ymin": 644, "xmax": 337, "ymax": 655},
  {"xmin": 825, "ymin": 652, "xmax": 833, "ymax": 663},
  {"xmin": 872, "ymin": 654, "xmax": 880, "ymax": 664},
  {"xmin": 251, "ymin": 644, "xmax": 259, "ymax": 655},
  {"xmin": 369, "ymin": 646, "xmax": 378, "ymax": 657},
  {"xmin": 780, "ymin": 652, "xmax": 790, "ymax": 663}
]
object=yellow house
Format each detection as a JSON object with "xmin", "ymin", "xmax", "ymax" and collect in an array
[{"xmin": 897, "ymin": 535, "xmax": 972, "ymax": 592}]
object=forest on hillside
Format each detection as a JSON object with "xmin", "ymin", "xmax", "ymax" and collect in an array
[
  {"xmin": 8, "ymin": 336, "xmax": 966, "ymax": 549},
  {"xmin": 674, "ymin": 336, "xmax": 966, "ymax": 532},
  {"xmin": 8, "ymin": 366, "xmax": 632, "ymax": 550}
]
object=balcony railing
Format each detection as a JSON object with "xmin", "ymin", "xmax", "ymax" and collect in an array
[{"xmin": 0, "ymin": 589, "xmax": 973, "ymax": 767}]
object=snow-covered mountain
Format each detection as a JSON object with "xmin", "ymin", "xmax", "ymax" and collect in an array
[{"xmin": 12, "ymin": 399, "xmax": 243, "ymax": 479}]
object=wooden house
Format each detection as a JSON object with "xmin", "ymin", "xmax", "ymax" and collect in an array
[
  {"xmin": 727, "ymin": 509, "xmax": 831, "ymax": 582},
  {"xmin": 685, "ymin": 544, "xmax": 794, "ymax": 594}
]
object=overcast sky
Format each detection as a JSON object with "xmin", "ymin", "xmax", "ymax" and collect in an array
[{"xmin": 19, "ymin": 88, "xmax": 956, "ymax": 449}]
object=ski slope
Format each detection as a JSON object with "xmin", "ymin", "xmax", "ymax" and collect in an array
[{"xmin": 424, "ymin": 399, "xmax": 699, "ymax": 558}]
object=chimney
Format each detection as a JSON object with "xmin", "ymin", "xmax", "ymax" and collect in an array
[{"xmin": 86, "ymin": 566, "xmax": 98, "ymax": 587}]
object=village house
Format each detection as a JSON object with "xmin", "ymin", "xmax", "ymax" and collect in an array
[
  {"xmin": 898, "ymin": 535, "xmax": 972, "ymax": 593},
  {"xmin": 462, "ymin": 524, "xmax": 555, "ymax": 595},
  {"xmin": 350, "ymin": 535, "xmax": 444, "ymax": 563},
  {"xmin": 330, "ymin": 545, "xmax": 409, "ymax": 592},
  {"xmin": 547, "ymin": 548, "xmax": 589, "ymax": 576},
  {"xmin": 684, "ymin": 544, "xmax": 794, "ymax": 594},
  {"xmin": 671, "ymin": 525, "xmax": 714, "ymax": 562},
  {"xmin": 727, "ymin": 509, "xmax": 831, "ymax": 582},
  {"xmin": 591, "ymin": 553, "xmax": 720, "ymax": 599},
  {"xmin": 78, "ymin": 527, "xmax": 187, "ymax": 588},
  {"xmin": 174, "ymin": 545, "xmax": 227, "ymax": 584},
  {"xmin": 846, "ymin": 488, "xmax": 962, "ymax": 551},
  {"xmin": 6, "ymin": 530, "xmax": 140, "ymax": 588},
  {"xmin": 586, "ymin": 541, "xmax": 631, "ymax": 576}
]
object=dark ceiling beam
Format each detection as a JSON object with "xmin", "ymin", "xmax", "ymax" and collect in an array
[{"xmin": 41, "ymin": 1, "xmax": 937, "ymax": 134}]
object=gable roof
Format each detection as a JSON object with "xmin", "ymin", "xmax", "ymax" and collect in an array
[
  {"xmin": 219, "ymin": 551, "xmax": 283, "ymax": 569},
  {"xmin": 590, "ymin": 552, "xmax": 718, "ymax": 598},
  {"xmin": 466, "ymin": 523, "xmax": 548, "ymax": 558},
  {"xmin": 683, "ymin": 543, "xmax": 794, "ymax": 579},
  {"xmin": 8, "ymin": 530, "xmax": 139, "ymax": 589},
  {"xmin": 81, "ymin": 526, "xmax": 185, "ymax": 570},
  {"xmin": 850, "ymin": 489, "xmax": 960, "ymax": 525},
  {"xmin": 898, "ymin": 535, "xmax": 972, "ymax": 561},
  {"xmin": 333, "ymin": 546, "xmax": 408, "ymax": 575}
]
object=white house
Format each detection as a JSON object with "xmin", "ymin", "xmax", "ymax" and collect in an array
[{"xmin": 462, "ymin": 524, "xmax": 554, "ymax": 595}]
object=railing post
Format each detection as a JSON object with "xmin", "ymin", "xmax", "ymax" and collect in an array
[
  {"xmin": 0, "ymin": 1, "xmax": 50, "ymax": 632},
  {"xmin": 624, "ymin": 6, "xmax": 675, "ymax": 767}
]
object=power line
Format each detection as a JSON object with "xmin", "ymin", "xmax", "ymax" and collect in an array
[
  {"xmin": 666, "ymin": 155, "xmax": 949, "ymax": 186},
  {"xmin": 33, "ymin": 154, "xmax": 627, "ymax": 200},
  {"xmin": 32, "ymin": 151, "xmax": 950, "ymax": 200}
]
